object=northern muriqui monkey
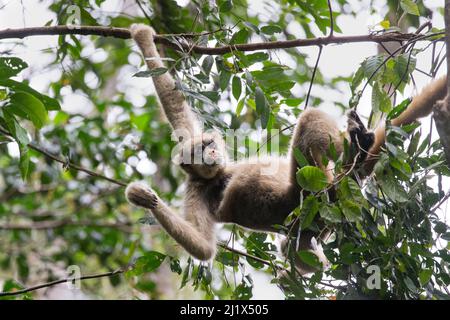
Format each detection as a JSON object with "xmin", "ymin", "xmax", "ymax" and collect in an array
[{"xmin": 125, "ymin": 24, "xmax": 447, "ymax": 274}]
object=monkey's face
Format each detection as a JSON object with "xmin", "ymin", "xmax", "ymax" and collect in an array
[{"xmin": 177, "ymin": 132, "xmax": 226, "ymax": 179}]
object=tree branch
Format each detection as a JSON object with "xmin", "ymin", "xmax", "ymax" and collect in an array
[
  {"xmin": 432, "ymin": 0, "xmax": 450, "ymax": 166},
  {"xmin": 0, "ymin": 219, "xmax": 133, "ymax": 233},
  {"xmin": 0, "ymin": 269, "xmax": 125, "ymax": 297},
  {"xmin": 0, "ymin": 25, "xmax": 442, "ymax": 55}
]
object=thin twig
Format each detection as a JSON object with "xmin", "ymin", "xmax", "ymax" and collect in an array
[
  {"xmin": 304, "ymin": 45, "xmax": 323, "ymax": 110},
  {"xmin": 430, "ymin": 189, "xmax": 450, "ymax": 214},
  {"xmin": 134, "ymin": 0, "xmax": 152, "ymax": 23},
  {"xmin": 327, "ymin": 0, "xmax": 334, "ymax": 37}
]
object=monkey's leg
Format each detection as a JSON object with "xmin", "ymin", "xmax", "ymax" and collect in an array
[
  {"xmin": 130, "ymin": 24, "xmax": 200, "ymax": 136},
  {"xmin": 126, "ymin": 182, "xmax": 216, "ymax": 261},
  {"xmin": 283, "ymin": 109, "xmax": 341, "ymax": 275}
]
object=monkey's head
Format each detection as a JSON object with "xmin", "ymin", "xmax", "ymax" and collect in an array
[{"xmin": 175, "ymin": 131, "xmax": 226, "ymax": 179}]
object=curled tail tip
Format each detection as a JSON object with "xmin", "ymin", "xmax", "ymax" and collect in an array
[{"xmin": 125, "ymin": 182, "xmax": 158, "ymax": 209}]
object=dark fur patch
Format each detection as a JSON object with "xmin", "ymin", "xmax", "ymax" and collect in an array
[
  {"xmin": 195, "ymin": 173, "xmax": 231, "ymax": 215},
  {"xmin": 347, "ymin": 110, "xmax": 375, "ymax": 164}
]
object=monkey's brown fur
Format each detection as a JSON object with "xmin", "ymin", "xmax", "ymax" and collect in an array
[
  {"xmin": 363, "ymin": 76, "xmax": 447, "ymax": 174},
  {"xmin": 126, "ymin": 24, "xmax": 447, "ymax": 274}
]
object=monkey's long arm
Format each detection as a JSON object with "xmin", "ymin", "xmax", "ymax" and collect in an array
[
  {"xmin": 130, "ymin": 24, "xmax": 200, "ymax": 136},
  {"xmin": 363, "ymin": 76, "xmax": 447, "ymax": 174},
  {"xmin": 126, "ymin": 182, "xmax": 216, "ymax": 260}
]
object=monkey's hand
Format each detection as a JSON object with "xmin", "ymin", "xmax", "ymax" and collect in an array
[
  {"xmin": 125, "ymin": 182, "xmax": 158, "ymax": 210},
  {"xmin": 347, "ymin": 110, "xmax": 375, "ymax": 163}
]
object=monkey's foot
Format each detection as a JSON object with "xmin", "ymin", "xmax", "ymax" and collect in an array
[
  {"xmin": 125, "ymin": 182, "xmax": 158, "ymax": 210},
  {"xmin": 130, "ymin": 23, "xmax": 156, "ymax": 42}
]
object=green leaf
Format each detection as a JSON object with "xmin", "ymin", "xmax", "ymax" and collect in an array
[
  {"xmin": 127, "ymin": 251, "xmax": 166, "ymax": 276},
  {"xmin": 19, "ymin": 144, "xmax": 30, "ymax": 180},
  {"xmin": 169, "ymin": 258, "xmax": 182, "ymax": 275},
  {"xmin": 380, "ymin": 20, "xmax": 390, "ymax": 29},
  {"xmin": 319, "ymin": 205, "xmax": 342, "ymax": 224},
  {"xmin": 137, "ymin": 216, "xmax": 158, "ymax": 225},
  {"xmin": 131, "ymin": 113, "xmax": 151, "ymax": 131},
  {"xmin": 233, "ymin": 280, "xmax": 253, "ymax": 300},
  {"xmin": 242, "ymin": 52, "xmax": 269, "ymax": 66},
  {"xmin": 388, "ymin": 98, "xmax": 410, "ymax": 120},
  {"xmin": 9, "ymin": 91, "xmax": 47, "ymax": 128},
  {"xmin": 379, "ymin": 176, "xmax": 409, "ymax": 203},
  {"xmin": 0, "ymin": 279, "xmax": 30, "ymax": 300},
  {"xmin": 219, "ymin": 0, "xmax": 233, "ymax": 12},
  {"xmin": 180, "ymin": 258, "xmax": 192, "ymax": 289},
  {"xmin": 255, "ymin": 87, "xmax": 269, "ymax": 129},
  {"xmin": 133, "ymin": 68, "xmax": 168, "ymax": 77},
  {"xmin": 252, "ymin": 65, "xmax": 286, "ymax": 82},
  {"xmin": 338, "ymin": 177, "xmax": 366, "ymax": 205},
  {"xmin": 232, "ymin": 76, "xmax": 242, "ymax": 100},
  {"xmin": 298, "ymin": 251, "xmax": 321, "ymax": 268},
  {"xmin": 243, "ymin": 21, "xmax": 260, "ymax": 34},
  {"xmin": 202, "ymin": 56, "xmax": 214, "ymax": 76},
  {"xmin": 340, "ymin": 199, "xmax": 362, "ymax": 222},
  {"xmin": 404, "ymin": 276, "xmax": 418, "ymax": 292},
  {"xmin": 434, "ymin": 222, "xmax": 448, "ymax": 234},
  {"xmin": 400, "ymin": 0, "xmax": 420, "ymax": 16},
  {"xmin": 351, "ymin": 64, "xmax": 365, "ymax": 93},
  {"xmin": 0, "ymin": 79, "xmax": 60, "ymax": 110},
  {"xmin": 372, "ymin": 82, "xmax": 392, "ymax": 113},
  {"xmin": 281, "ymin": 98, "xmax": 303, "ymax": 107},
  {"xmin": 362, "ymin": 55, "xmax": 385, "ymax": 80},
  {"xmin": 296, "ymin": 166, "xmax": 328, "ymax": 192},
  {"xmin": 219, "ymin": 70, "xmax": 232, "ymax": 91},
  {"xmin": 230, "ymin": 28, "xmax": 249, "ymax": 44},
  {"xmin": 261, "ymin": 25, "xmax": 282, "ymax": 35},
  {"xmin": 200, "ymin": 91, "xmax": 220, "ymax": 103},
  {"xmin": 419, "ymin": 269, "xmax": 433, "ymax": 286},
  {"xmin": 0, "ymin": 57, "xmax": 28, "ymax": 79},
  {"xmin": 293, "ymin": 148, "xmax": 309, "ymax": 168},
  {"xmin": 80, "ymin": 7, "xmax": 99, "ymax": 25},
  {"xmin": 11, "ymin": 119, "xmax": 30, "ymax": 146},
  {"xmin": 216, "ymin": 252, "xmax": 239, "ymax": 267},
  {"xmin": 301, "ymin": 195, "xmax": 320, "ymax": 229},
  {"xmin": 236, "ymin": 99, "xmax": 245, "ymax": 117}
]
